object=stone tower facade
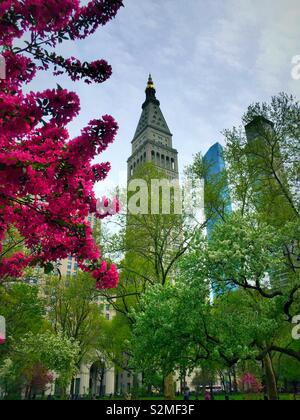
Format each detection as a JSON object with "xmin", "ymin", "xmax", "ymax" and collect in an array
[{"xmin": 127, "ymin": 75, "xmax": 179, "ymax": 180}]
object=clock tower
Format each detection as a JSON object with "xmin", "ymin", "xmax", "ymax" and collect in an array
[{"xmin": 128, "ymin": 75, "xmax": 179, "ymax": 180}]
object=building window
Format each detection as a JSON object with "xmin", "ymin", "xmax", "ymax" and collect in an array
[
  {"xmin": 106, "ymin": 313, "xmax": 110, "ymax": 320},
  {"xmin": 166, "ymin": 156, "xmax": 170, "ymax": 168}
]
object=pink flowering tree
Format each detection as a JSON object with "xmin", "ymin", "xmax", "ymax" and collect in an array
[
  {"xmin": 239, "ymin": 373, "xmax": 263, "ymax": 394},
  {"xmin": 23, "ymin": 364, "xmax": 54, "ymax": 399},
  {"xmin": 0, "ymin": 0, "xmax": 123, "ymax": 288}
]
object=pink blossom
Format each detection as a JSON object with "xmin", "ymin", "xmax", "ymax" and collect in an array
[
  {"xmin": 0, "ymin": 0, "xmax": 122, "ymax": 288},
  {"xmin": 0, "ymin": 252, "xmax": 33, "ymax": 279},
  {"xmin": 239, "ymin": 373, "xmax": 263, "ymax": 393}
]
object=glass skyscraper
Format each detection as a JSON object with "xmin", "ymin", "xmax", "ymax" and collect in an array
[
  {"xmin": 203, "ymin": 142, "xmax": 232, "ymax": 238},
  {"xmin": 203, "ymin": 142, "xmax": 234, "ymax": 298}
]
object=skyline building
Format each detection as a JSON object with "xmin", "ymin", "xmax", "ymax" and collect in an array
[
  {"xmin": 245, "ymin": 115, "xmax": 292, "ymax": 290},
  {"xmin": 127, "ymin": 75, "xmax": 179, "ymax": 180},
  {"xmin": 203, "ymin": 142, "xmax": 234, "ymax": 298},
  {"xmin": 203, "ymin": 142, "xmax": 232, "ymax": 239}
]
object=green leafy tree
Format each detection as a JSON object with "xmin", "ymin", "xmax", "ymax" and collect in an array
[
  {"xmin": 131, "ymin": 222, "xmax": 300, "ymax": 400},
  {"xmin": 44, "ymin": 273, "xmax": 107, "ymax": 371},
  {"xmin": 0, "ymin": 283, "xmax": 45, "ymax": 345},
  {"xmin": 101, "ymin": 162, "xmax": 205, "ymax": 398},
  {"xmin": 224, "ymin": 93, "xmax": 299, "ymax": 223},
  {"xmin": 0, "ymin": 332, "xmax": 79, "ymax": 399}
]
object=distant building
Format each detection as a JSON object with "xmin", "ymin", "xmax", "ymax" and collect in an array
[
  {"xmin": 245, "ymin": 115, "xmax": 292, "ymax": 290},
  {"xmin": 244, "ymin": 115, "xmax": 275, "ymax": 143},
  {"xmin": 203, "ymin": 142, "xmax": 232, "ymax": 238}
]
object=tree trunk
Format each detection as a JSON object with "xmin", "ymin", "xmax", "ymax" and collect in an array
[
  {"xmin": 232, "ymin": 366, "xmax": 238, "ymax": 393},
  {"xmin": 202, "ymin": 380, "xmax": 208, "ymax": 397},
  {"xmin": 228, "ymin": 370, "xmax": 232, "ymax": 394},
  {"xmin": 25, "ymin": 385, "xmax": 30, "ymax": 400},
  {"xmin": 219, "ymin": 371, "xmax": 225, "ymax": 393},
  {"xmin": 132, "ymin": 373, "xmax": 139, "ymax": 398},
  {"xmin": 99, "ymin": 368, "xmax": 105, "ymax": 397},
  {"xmin": 209, "ymin": 382, "xmax": 214, "ymax": 401},
  {"xmin": 263, "ymin": 353, "xmax": 278, "ymax": 400},
  {"xmin": 164, "ymin": 374, "xmax": 175, "ymax": 400},
  {"xmin": 70, "ymin": 378, "xmax": 75, "ymax": 399}
]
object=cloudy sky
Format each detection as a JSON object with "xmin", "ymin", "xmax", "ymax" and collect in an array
[{"xmin": 30, "ymin": 0, "xmax": 300, "ymax": 196}]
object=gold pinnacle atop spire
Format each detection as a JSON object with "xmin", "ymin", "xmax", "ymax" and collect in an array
[
  {"xmin": 147, "ymin": 74, "xmax": 155, "ymax": 89},
  {"xmin": 142, "ymin": 74, "xmax": 159, "ymax": 109}
]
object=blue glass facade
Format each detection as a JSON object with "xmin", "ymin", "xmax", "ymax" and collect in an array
[
  {"xmin": 203, "ymin": 142, "xmax": 232, "ymax": 238},
  {"xmin": 204, "ymin": 143, "xmax": 234, "ymax": 298}
]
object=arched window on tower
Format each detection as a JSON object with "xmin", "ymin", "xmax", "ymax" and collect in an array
[
  {"xmin": 166, "ymin": 156, "xmax": 170, "ymax": 169},
  {"xmin": 156, "ymin": 152, "xmax": 160, "ymax": 165},
  {"xmin": 171, "ymin": 158, "xmax": 175, "ymax": 171}
]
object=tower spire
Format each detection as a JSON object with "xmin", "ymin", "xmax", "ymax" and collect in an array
[
  {"xmin": 143, "ymin": 73, "xmax": 160, "ymax": 109},
  {"xmin": 147, "ymin": 74, "xmax": 155, "ymax": 89}
]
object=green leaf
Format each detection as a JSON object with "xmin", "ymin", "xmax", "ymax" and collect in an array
[{"xmin": 44, "ymin": 263, "xmax": 54, "ymax": 275}]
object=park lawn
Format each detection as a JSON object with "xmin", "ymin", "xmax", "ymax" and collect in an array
[{"xmin": 137, "ymin": 393, "xmax": 296, "ymax": 401}]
